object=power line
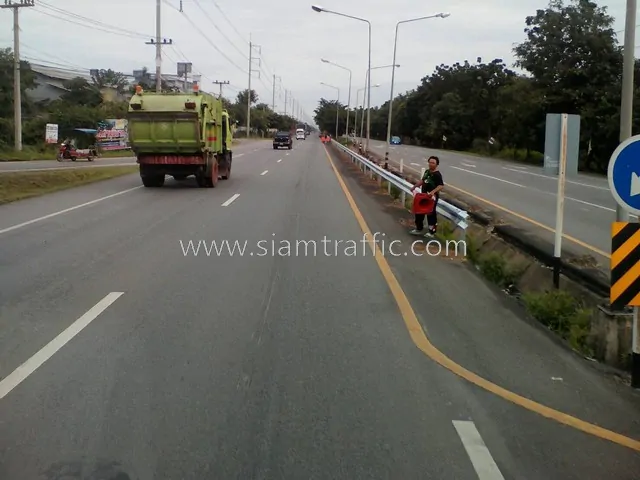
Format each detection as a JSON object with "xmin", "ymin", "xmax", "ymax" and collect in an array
[
  {"xmin": 179, "ymin": 9, "xmax": 247, "ymax": 73},
  {"xmin": 210, "ymin": 0, "xmax": 247, "ymax": 45},
  {"xmin": 31, "ymin": 8, "xmax": 149, "ymax": 39},
  {"xmin": 192, "ymin": 0, "xmax": 247, "ymax": 60},
  {"xmin": 37, "ymin": 1, "xmax": 153, "ymax": 39}
]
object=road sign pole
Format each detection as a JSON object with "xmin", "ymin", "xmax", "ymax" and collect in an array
[
  {"xmin": 553, "ymin": 114, "xmax": 568, "ymax": 288},
  {"xmin": 633, "ymin": 308, "xmax": 640, "ymax": 387}
]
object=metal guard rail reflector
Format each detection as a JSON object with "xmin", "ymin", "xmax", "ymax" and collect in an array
[{"xmin": 331, "ymin": 139, "xmax": 469, "ymax": 233}]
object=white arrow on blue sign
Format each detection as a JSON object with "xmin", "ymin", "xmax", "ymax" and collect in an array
[{"xmin": 608, "ymin": 134, "xmax": 640, "ymax": 216}]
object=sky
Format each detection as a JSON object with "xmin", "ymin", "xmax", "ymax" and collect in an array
[{"xmin": 0, "ymin": 0, "xmax": 634, "ymax": 126}]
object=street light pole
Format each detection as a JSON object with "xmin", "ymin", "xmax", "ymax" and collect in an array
[
  {"xmin": 359, "ymin": 82, "xmax": 381, "ymax": 141},
  {"xmin": 321, "ymin": 59, "xmax": 352, "ymax": 139},
  {"xmin": 312, "ymin": 6, "xmax": 370, "ymax": 148},
  {"xmin": 321, "ymin": 82, "xmax": 340, "ymax": 138},
  {"xmin": 385, "ymin": 13, "xmax": 450, "ymax": 162},
  {"xmin": 617, "ymin": 0, "xmax": 636, "ymax": 223}
]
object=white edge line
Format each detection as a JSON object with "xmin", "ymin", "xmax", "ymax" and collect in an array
[
  {"xmin": 0, "ymin": 186, "xmax": 142, "ymax": 236},
  {"xmin": 260, "ymin": 170, "xmax": 268, "ymax": 175},
  {"xmin": 453, "ymin": 420, "xmax": 505, "ymax": 480},
  {"xmin": 450, "ymin": 166, "xmax": 526, "ymax": 188},
  {"xmin": 221, "ymin": 193, "xmax": 240, "ymax": 206},
  {"xmin": 0, "ymin": 292, "xmax": 124, "ymax": 400},
  {"xmin": 502, "ymin": 167, "xmax": 609, "ymax": 190}
]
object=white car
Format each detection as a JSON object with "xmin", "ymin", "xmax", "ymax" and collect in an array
[{"xmin": 296, "ymin": 129, "xmax": 305, "ymax": 140}]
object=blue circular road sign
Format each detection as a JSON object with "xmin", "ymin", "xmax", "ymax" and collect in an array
[{"xmin": 608, "ymin": 134, "xmax": 640, "ymax": 216}]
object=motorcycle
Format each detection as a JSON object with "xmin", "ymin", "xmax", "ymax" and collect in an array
[{"xmin": 57, "ymin": 143, "xmax": 98, "ymax": 162}]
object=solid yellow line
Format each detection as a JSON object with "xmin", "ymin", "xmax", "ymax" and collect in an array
[
  {"xmin": 323, "ymin": 146, "xmax": 640, "ymax": 452},
  {"xmin": 398, "ymin": 163, "xmax": 611, "ymax": 259}
]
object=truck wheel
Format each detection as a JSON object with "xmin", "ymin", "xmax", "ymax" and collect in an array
[
  {"xmin": 288, "ymin": 145, "xmax": 292, "ymax": 149},
  {"xmin": 273, "ymin": 146, "xmax": 277, "ymax": 150},
  {"xmin": 221, "ymin": 165, "xmax": 230, "ymax": 180},
  {"xmin": 209, "ymin": 161, "xmax": 219, "ymax": 187},
  {"xmin": 141, "ymin": 175, "xmax": 164, "ymax": 187},
  {"xmin": 195, "ymin": 172, "xmax": 207, "ymax": 187}
]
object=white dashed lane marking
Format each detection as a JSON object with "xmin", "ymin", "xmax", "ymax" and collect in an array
[
  {"xmin": 453, "ymin": 421, "xmax": 505, "ymax": 480},
  {"xmin": 221, "ymin": 194, "xmax": 240, "ymax": 206}
]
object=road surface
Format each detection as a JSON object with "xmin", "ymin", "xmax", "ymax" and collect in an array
[
  {"xmin": 0, "ymin": 137, "xmax": 639, "ymax": 479},
  {"xmin": 366, "ymin": 139, "xmax": 615, "ymax": 260}
]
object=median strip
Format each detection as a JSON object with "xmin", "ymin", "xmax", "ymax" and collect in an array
[{"xmin": 0, "ymin": 166, "xmax": 138, "ymax": 205}]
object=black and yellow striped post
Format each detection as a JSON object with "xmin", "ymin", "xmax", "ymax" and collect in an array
[
  {"xmin": 611, "ymin": 222, "xmax": 640, "ymax": 307},
  {"xmin": 611, "ymin": 222, "xmax": 640, "ymax": 386}
]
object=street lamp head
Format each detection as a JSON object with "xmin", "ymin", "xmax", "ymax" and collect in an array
[
  {"xmin": 373, "ymin": 83, "xmax": 380, "ymax": 88},
  {"xmin": 321, "ymin": 58, "xmax": 329, "ymax": 63},
  {"xmin": 437, "ymin": 12, "xmax": 450, "ymax": 18},
  {"xmin": 395, "ymin": 64, "xmax": 400, "ymax": 68},
  {"xmin": 311, "ymin": 5, "xmax": 323, "ymax": 12}
]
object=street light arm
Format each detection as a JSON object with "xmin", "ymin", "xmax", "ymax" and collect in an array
[
  {"xmin": 397, "ymin": 13, "xmax": 445, "ymax": 26},
  {"xmin": 319, "ymin": 8, "xmax": 371, "ymax": 26}
]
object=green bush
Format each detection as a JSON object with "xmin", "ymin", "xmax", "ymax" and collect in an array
[
  {"xmin": 464, "ymin": 234, "xmax": 481, "ymax": 264},
  {"xmin": 477, "ymin": 252, "xmax": 523, "ymax": 288},
  {"xmin": 523, "ymin": 290, "xmax": 594, "ymax": 355}
]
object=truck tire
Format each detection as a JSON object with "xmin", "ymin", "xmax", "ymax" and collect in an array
[
  {"xmin": 141, "ymin": 174, "xmax": 164, "ymax": 187},
  {"xmin": 221, "ymin": 153, "xmax": 231, "ymax": 180},
  {"xmin": 288, "ymin": 144, "xmax": 292, "ymax": 149},
  {"xmin": 273, "ymin": 146, "xmax": 277, "ymax": 150},
  {"xmin": 197, "ymin": 155, "xmax": 219, "ymax": 188}
]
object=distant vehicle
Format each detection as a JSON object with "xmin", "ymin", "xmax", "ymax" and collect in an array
[
  {"xmin": 390, "ymin": 136, "xmax": 401, "ymax": 145},
  {"xmin": 296, "ymin": 128, "xmax": 305, "ymax": 140},
  {"xmin": 273, "ymin": 131, "xmax": 293, "ymax": 149}
]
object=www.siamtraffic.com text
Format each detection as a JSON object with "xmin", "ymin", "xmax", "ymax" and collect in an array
[{"xmin": 179, "ymin": 233, "xmax": 467, "ymax": 257}]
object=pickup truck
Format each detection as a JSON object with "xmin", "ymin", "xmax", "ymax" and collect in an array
[{"xmin": 273, "ymin": 131, "xmax": 293, "ymax": 150}]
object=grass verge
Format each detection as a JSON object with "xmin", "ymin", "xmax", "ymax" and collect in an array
[
  {"xmin": 0, "ymin": 166, "xmax": 138, "ymax": 205},
  {"xmin": 465, "ymin": 236, "xmax": 595, "ymax": 357}
]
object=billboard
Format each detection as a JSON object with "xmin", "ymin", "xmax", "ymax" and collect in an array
[{"xmin": 96, "ymin": 118, "xmax": 129, "ymax": 151}]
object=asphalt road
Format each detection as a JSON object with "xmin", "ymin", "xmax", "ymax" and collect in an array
[
  {"xmin": 0, "ymin": 137, "xmax": 639, "ymax": 479},
  {"xmin": 366, "ymin": 139, "xmax": 616, "ymax": 260}
]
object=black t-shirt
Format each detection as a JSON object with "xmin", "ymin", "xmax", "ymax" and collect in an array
[{"xmin": 422, "ymin": 169, "xmax": 444, "ymax": 199}]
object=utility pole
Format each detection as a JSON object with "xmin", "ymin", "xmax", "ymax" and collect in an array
[
  {"xmin": 145, "ymin": 0, "xmax": 172, "ymax": 92},
  {"xmin": 284, "ymin": 89, "xmax": 288, "ymax": 116},
  {"xmin": 212, "ymin": 80, "xmax": 229, "ymax": 98},
  {"xmin": 272, "ymin": 74, "xmax": 276, "ymax": 110},
  {"xmin": 247, "ymin": 36, "xmax": 261, "ymax": 138},
  {"xmin": 1, "ymin": 0, "xmax": 34, "ymax": 151}
]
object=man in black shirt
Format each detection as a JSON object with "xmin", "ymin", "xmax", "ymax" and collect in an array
[{"xmin": 410, "ymin": 156, "xmax": 444, "ymax": 237}]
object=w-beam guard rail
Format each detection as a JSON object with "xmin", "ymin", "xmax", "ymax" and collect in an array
[{"xmin": 330, "ymin": 139, "xmax": 469, "ymax": 240}]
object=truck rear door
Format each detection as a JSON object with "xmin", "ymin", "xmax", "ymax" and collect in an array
[{"xmin": 128, "ymin": 112, "xmax": 201, "ymax": 153}]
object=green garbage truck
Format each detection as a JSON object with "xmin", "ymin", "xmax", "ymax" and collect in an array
[{"xmin": 127, "ymin": 84, "xmax": 233, "ymax": 188}]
